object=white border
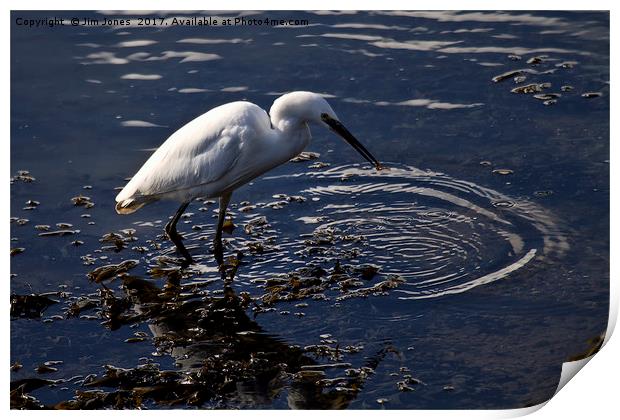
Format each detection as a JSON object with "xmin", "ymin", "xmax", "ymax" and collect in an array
[{"xmin": 3, "ymin": 2, "xmax": 616, "ymax": 419}]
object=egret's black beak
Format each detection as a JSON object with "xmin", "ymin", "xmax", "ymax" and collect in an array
[{"xmin": 321, "ymin": 113, "xmax": 382, "ymax": 170}]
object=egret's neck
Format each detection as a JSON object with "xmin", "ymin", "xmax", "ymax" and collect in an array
[{"xmin": 270, "ymin": 116, "xmax": 312, "ymax": 160}]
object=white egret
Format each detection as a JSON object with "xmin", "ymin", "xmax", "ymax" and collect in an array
[{"xmin": 115, "ymin": 91, "xmax": 381, "ymax": 267}]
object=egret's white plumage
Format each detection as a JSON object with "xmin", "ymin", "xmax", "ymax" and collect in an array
[{"xmin": 115, "ymin": 91, "xmax": 380, "ymax": 267}]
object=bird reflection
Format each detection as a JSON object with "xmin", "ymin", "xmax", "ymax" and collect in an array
[{"xmin": 88, "ymin": 271, "xmax": 388, "ymax": 409}]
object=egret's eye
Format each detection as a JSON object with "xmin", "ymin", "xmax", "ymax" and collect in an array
[{"xmin": 320, "ymin": 113, "xmax": 330, "ymax": 121}]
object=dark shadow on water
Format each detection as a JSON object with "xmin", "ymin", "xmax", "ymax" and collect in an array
[{"xmin": 11, "ymin": 270, "xmax": 392, "ymax": 409}]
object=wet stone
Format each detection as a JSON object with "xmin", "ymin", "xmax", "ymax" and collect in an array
[
  {"xmin": 23, "ymin": 199, "xmax": 40, "ymax": 210},
  {"xmin": 38, "ymin": 229, "xmax": 79, "ymax": 237},
  {"xmin": 36, "ymin": 364, "xmax": 58, "ymax": 374},
  {"xmin": 11, "ymin": 247, "xmax": 25, "ymax": 256},
  {"xmin": 582, "ymin": 92, "xmax": 603, "ymax": 98},
  {"xmin": 526, "ymin": 56, "xmax": 545, "ymax": 65},
  {"xmin": 11, "ymin": 293, "xmax": 58, "ymax": 318},
  {"xmin": 556, "ymin": 61, "xmax": 578, "ymax": 68},
  {"xmin": 11, "ymin": 170, "xmax": 35, "ymax": 183},
  {"xmin": 264, "ymin": 200, "xmax": 288, "ymax": 209},
  {"xmin": 534, "ymin": 190, "xmax": 554, "ymax": 197},
  {"xmin": 239, "ymin": 205, "xmax": 256, "ymax": 212},
  {"xmin": 336, "ymin": 275, "xmax": 405, "ymax": 301},
  {"xmin": 222, "ymin": 219, "xmax": 236, "ymax": 234},
  {"xmin": 510, "ymin": 83, "xmax": 550, "ymax": 94},
  {"xmin": 491, "ymin": 69, "xmax": 524, "ymax": 83},
  {"xmin": 397, "ymin": 381, "xmax": 415, "ymax": 392},
  {"xmin": 244, "ymin": 216, "xmax": 269, "ymax": 235},
  {"xmin": 308, "ymin": 161, "xmax": 330, "ymax": 169},
  {"xmin": 246, "ymin": 241, "xmax": 277, "ymax": 254},
  {"xmin": 65, "ymin": 297, "xmax": 98, "ymax": 318},
  {"xmin": 81, "ymin": 253, "xmax": 98, "ymax": 263},
  {"xmin": 351, "ymin": 264, "xmax": 380, "ymax": 280},
  {"xmin": 492, "ymin": 168, "xmax": 514, "ymax": 175},
  {"xmin": 71, "ymin": 195, "xmax": 95, "ymax": 208},
  {"xmin": 290, "ymin": 151, "xmax": 321, "ymax": 162},
  {"xmin": 561, "ymin": 85, "xmax": 574, "ymax": 92},
  {"xmin": 287, "ymin": 195, "xmax": 306, "ymax": 203},
  {"xmin": 87, "ymin": 259, "xmax": 139, "ymax": 283},
  {"xmin": 533, "ymin": 93, "xmax": 561, "ymax": 100}
]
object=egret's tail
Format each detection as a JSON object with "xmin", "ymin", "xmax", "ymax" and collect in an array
[{"xmin": 115, "ymin": 198, "xmax": 150, "ymax": 215}]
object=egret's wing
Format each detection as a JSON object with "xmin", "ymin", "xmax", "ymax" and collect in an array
[
  {"xmin": 116, "ymin": 101, "xmax": 270, "ymax": 209},
  {"xmin": 149, "ymin": 132, "xmax": 242, "ymax": 196},
  {"xmin": 133, "ymin": 133, "xmax": 241, "ymax": 198}
]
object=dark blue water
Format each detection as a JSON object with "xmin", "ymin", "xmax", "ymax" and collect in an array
[{"xmin": 11, "ymin": 11, "xmax": 609, "ymax": 409}]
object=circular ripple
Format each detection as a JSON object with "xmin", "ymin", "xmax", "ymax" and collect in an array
[{"xmin": 173, "ymin": 163, "xmax": 568, "ymax": 300}]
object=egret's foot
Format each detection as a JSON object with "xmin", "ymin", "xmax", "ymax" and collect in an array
[
  {"xmin": 171, "ymin": 244, "xmax": 193, "ymax": 268},
  {"xmin": 179, "ymin": 256, "xmax": 194, "ymax": 269},
  {"xmin": 165, "ymin": 226, "xmax": 194, "ymax": 267},
  {"xmin": 218, "ymin": 263, "xmax": 228, "ymax": 281}
]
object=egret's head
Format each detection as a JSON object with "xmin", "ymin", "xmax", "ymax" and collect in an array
[
  {"xmin": 270, "ymin": 91, "xmax": 382, "ymax": 169},
  {"xmin": 270, "ymin": 91, "xmax": 337, "ymax": 128}
]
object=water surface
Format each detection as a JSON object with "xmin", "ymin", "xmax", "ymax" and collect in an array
[{"xmin": 11, "ymin": 10, "xmax": 609, "ymax": 409}]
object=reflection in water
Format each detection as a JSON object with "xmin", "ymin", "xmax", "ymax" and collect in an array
[
  {"xmin": 176, "ymin": 38, "xmax": 251, "ymax": 45},
  {"xmin": 375, "ymin": 11, "xmax": 568, "ymax": 27},
  {"xmin": 115, "ymin": 39, "xmax": 158, "ymax": 48},
  {"xmin": 14, "ymin": 275, "xmax": 388, "ymax": 409},
  {"xmin": 120, "ymin": 120, "xmax": 166, "ymax": 128},
  {"xmin": 120, "ymin": 73, "xmax": 163, "ymax": 80},
  {"xmin": 79, "ymin": 50, "xmax": 222, "ymax": 65},
  {"xmin": 341, "ymin": 97, "xmax": 484, "ymax": 109}
]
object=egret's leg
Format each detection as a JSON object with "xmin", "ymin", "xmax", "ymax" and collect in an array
[
  {"xmin": 214, "ymin": 192, "xmax": 232, "ymax": 265},
  {"xmin": 165, "ymin": 201, "xmax": 193, "ymax": 265}
]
